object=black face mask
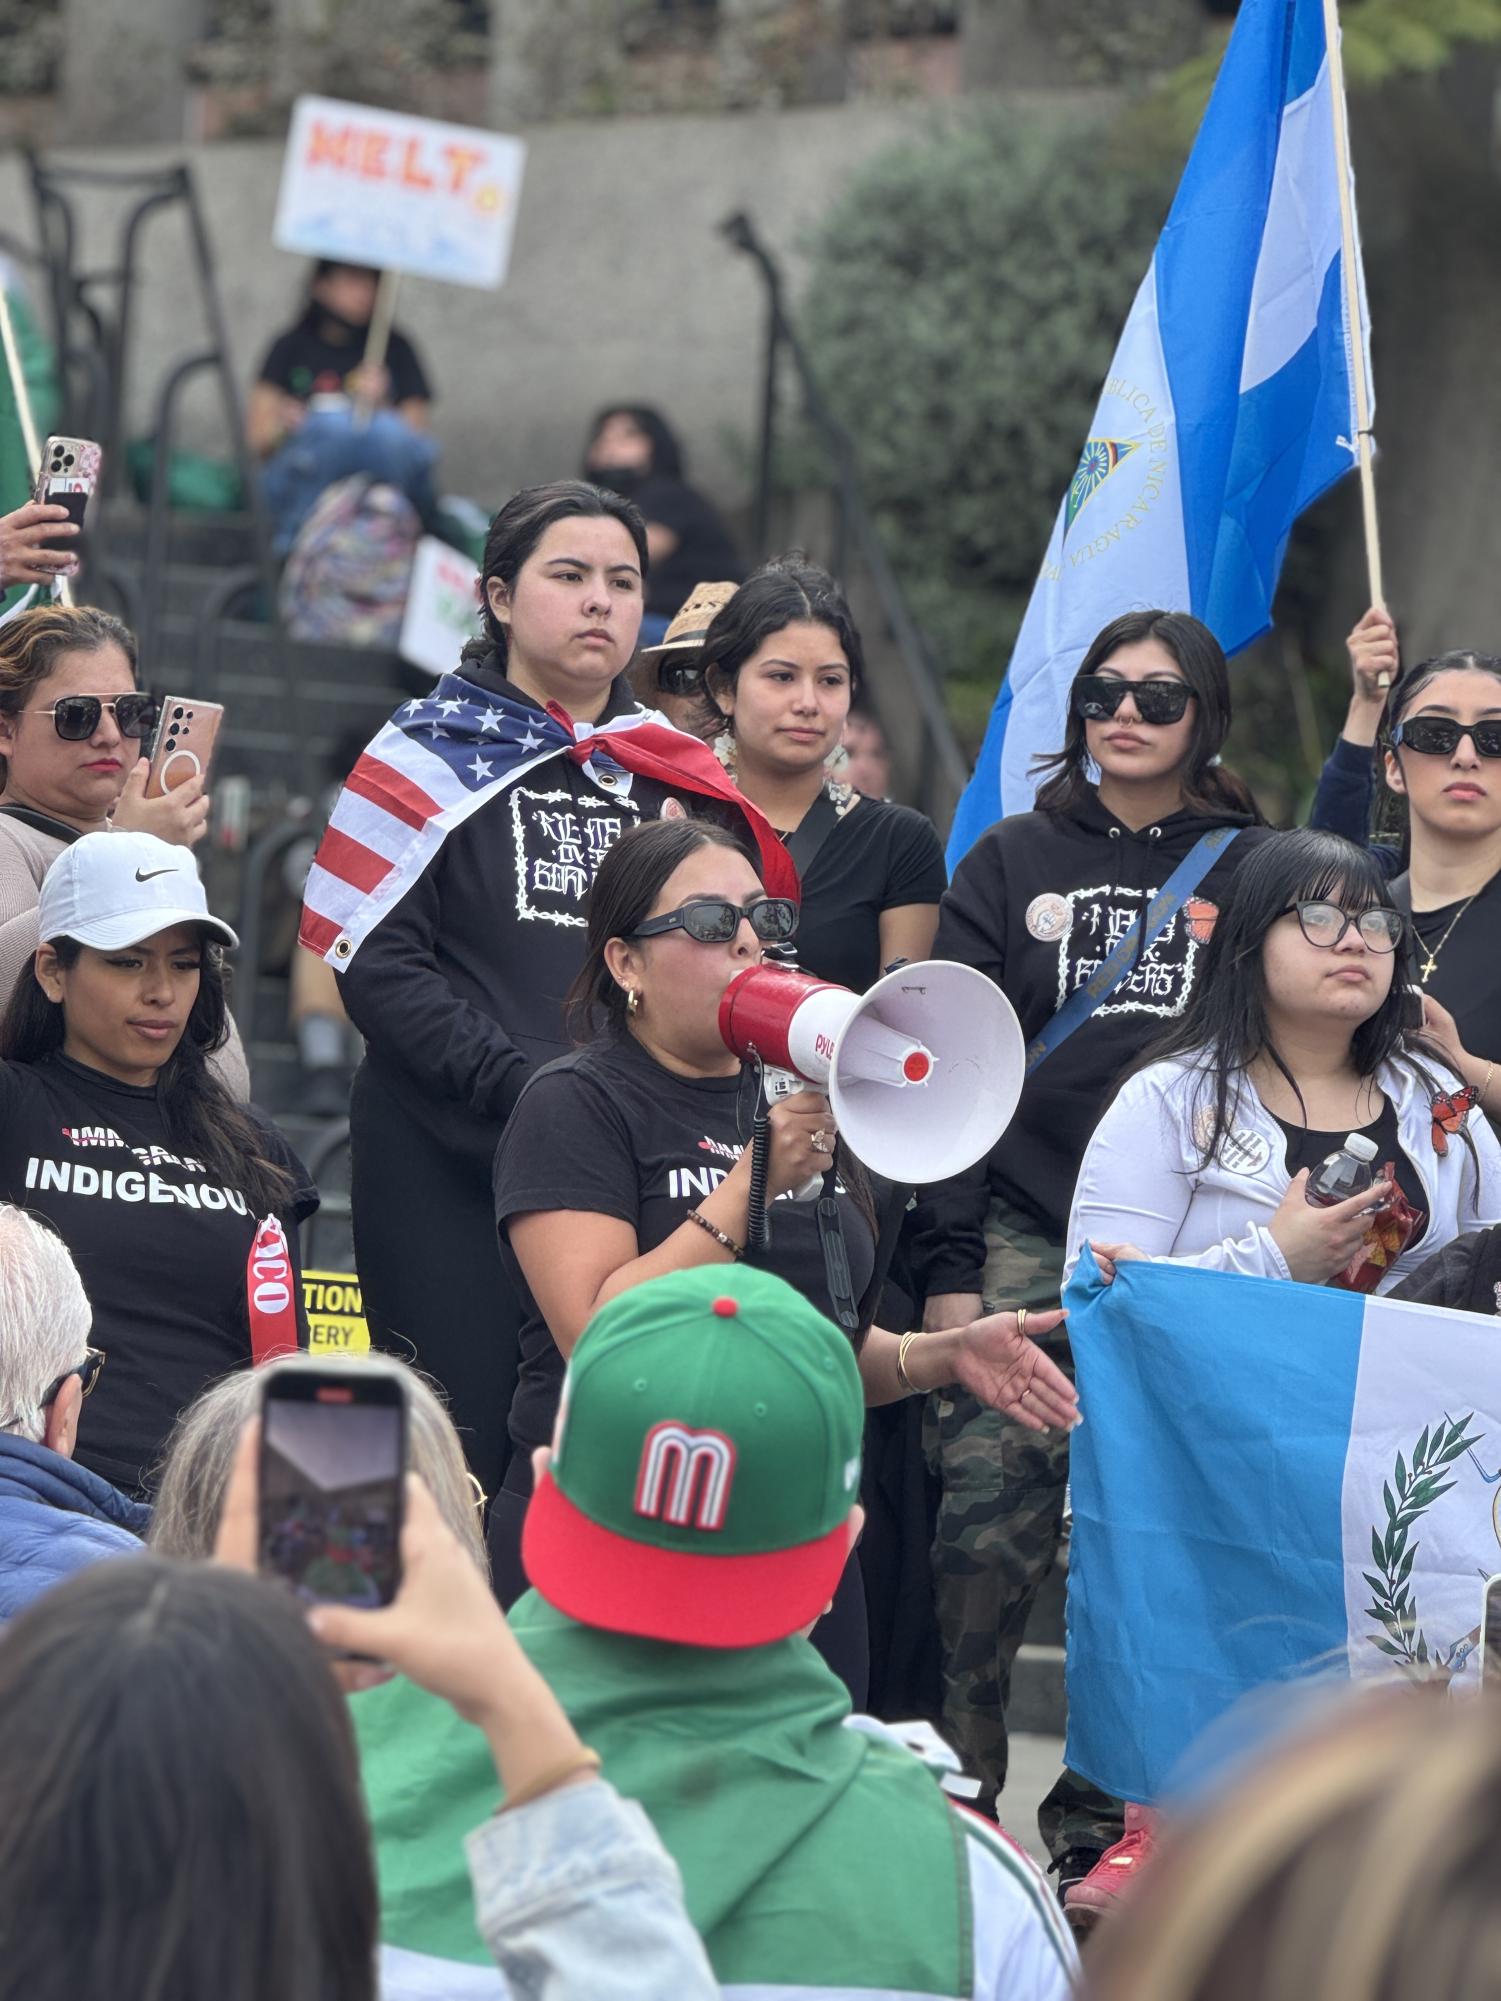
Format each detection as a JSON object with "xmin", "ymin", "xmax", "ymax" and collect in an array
[
  {"xmin": 310, "ymin": 301, "xmax": 372, "ymax": 342},
  {"xmin": 588, "ymin": 462, "xmax": 648, "ymax": 496}
]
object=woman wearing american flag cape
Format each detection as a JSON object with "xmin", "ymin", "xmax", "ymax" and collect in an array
[{"xmin": 298, "ymin": 482, "xmax": 796, "ymax": 1496}]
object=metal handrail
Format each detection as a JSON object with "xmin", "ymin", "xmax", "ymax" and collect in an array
[
  {"xmin": 234, "ymin": 811, "xmax": 315, "ymax": 996},
  {"xmin": 299, "ymin": 1118, "xmax": 353, "ymax": 1270},
  {"xmin": 720, "ymin": 210, "xmax": 970, "ymax": 827}
]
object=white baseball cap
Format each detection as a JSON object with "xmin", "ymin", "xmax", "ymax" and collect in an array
[{"xmin": 38, "ymin": 832, "xmax": 239, "ymax": 951}]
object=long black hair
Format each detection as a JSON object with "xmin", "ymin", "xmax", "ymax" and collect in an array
[
  {"xmin": 1138, "ymin": 829, "xmax": 1459, "ymax": 1168},
  {"xmin": 1033, "ymin": 609, "xmax": 1262, "ymax": 821},
  {"xmin": 565, "ymin": 816, "xmax": 752, "ymax": 1040},
  {"xmin": 0, "ymin": 1557, "xmax": 376, "ymax": 2001},
  {"xmin": 460, "ymin": 480, "xmax": 650, "ymax": 672},
  {"xmin": 0, "ymin": 936, "xmax": 294, "ymax": 1217},
  {"xmin": 585, "ymin": 404, "xmax": 685, "ymax": 481},
  {"xmin": 698, "ymin": 555, "xmax": 863, "ymax": 733}
]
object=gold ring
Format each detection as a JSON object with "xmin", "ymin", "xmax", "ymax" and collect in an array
[
  {"xmin": 812, "ymin": 1129, "xmax": 832, "ymax": 1153},
  {"xmin": 1017, "ymin": 1306, "xmax": 1029, "ymax": 1339}
]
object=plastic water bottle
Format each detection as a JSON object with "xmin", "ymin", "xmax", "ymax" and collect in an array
[{"xmin": 1305, "ymin": 1132, "xmax": 1379, "ymax": 1207}]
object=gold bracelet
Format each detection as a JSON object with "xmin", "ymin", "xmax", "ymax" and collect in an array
[
  {"xmin": 686, "ymin": 1208, "xmax": 744, "ymax": 1260},
  {"xmin": 500, "ymin": 1747, "xmax": 602, "ymax": 1814},
  {"xmin": 1480, "ymin": 1062, "xmax": 1495, "ymax": 1105},
  {"xmin": 896, "ymin": 1330, "xmax": 923, "ymax": 1395}
]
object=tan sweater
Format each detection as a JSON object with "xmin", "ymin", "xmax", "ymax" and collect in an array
[{"xmin": 0, "ymin": 813, "xmax": 253, "ymax": 1101}]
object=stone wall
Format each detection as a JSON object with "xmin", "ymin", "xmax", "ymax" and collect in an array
[{"xmin": 0, "ymin": 99, "xmax": 956, "ymax": 512}]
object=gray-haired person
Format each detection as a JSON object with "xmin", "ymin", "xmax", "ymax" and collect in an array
[{"xmin": 0, "ymin": 1204, "xmax": 146, "ymax": 1617}]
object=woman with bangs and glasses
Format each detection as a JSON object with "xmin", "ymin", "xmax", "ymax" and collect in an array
[
  {"xmin": 1066, "ymin": 829, "xmax": 1501, "ymax": 1296},
  {"xmin": 488, "ymin": 817, "xmax": 1078, "ymax": 1696},
  {"xmin": 0, "ymin": 603, "xmax": 248, "ymax": 1098}
]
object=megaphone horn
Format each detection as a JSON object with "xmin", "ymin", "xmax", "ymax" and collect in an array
[{"xmin": 718, "ymin": 960, "xmax": 1025, "ymax": 1185}]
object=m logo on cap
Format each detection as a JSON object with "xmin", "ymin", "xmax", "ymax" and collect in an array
[{"xmin": 634, "ymin": 1421, "xmax": 737, "ymax": 1532}]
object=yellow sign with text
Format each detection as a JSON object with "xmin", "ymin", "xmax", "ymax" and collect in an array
[{"xmin": 303, "ymin": 1270, "xmax": 371, "ymax": 1354}]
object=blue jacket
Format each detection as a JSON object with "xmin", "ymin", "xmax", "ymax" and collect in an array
[{"xmin": 0, "ymin": 1432, "xmax": 149, "ymax": 1619}]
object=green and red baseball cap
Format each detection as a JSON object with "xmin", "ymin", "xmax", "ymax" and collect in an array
[{"xmin": 523, "ymin": 1265, "xmax": 864, "ymax": 1649}]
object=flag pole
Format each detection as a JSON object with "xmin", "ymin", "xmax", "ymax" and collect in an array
[
  {"xmin": 0, "ymin": 286, "xmax": 72, "ymax": 610},
  {"xmin": 1321, "ymin": 0, "xmax": 1385, "ymax": 624}
]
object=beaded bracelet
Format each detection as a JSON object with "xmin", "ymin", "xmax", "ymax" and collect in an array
[{"xmin": 686, "ymin": 1208, "xmax": 744, "ymax": 1260}]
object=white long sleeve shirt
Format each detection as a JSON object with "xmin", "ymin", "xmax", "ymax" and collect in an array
[{"xmin": 1065, "ymin": 1053, "xmax": 1501, "ymax": 1291}]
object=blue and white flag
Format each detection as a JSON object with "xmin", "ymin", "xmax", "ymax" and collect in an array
[
  {"xmin": 1063, "ymin": 1253, "xmax": 1501, "ymax": 1806},
  {"xmin": 949, "ymin": 0, "xmax": 1371, "ymax": 863}
]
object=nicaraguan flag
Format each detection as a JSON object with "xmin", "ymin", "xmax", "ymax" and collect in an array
[
  {"xmin": 948, "ymin": 0, "xmax": 1371, "ymax": 863},
  {"xmin": 1063, "ymin": 1253, "xmax": 1501, "ymax": 1806}
]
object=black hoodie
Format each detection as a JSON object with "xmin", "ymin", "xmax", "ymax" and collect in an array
[{"xmin": 910, "ymin": 790, "xmax": 1269, "ymax": 1295}]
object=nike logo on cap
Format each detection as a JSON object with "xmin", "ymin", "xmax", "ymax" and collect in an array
[{"xmin": 134, "ymin": 867, "xmax": 176, "ymax": 882}]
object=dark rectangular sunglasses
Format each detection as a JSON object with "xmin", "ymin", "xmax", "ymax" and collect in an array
[
  {"xmin": 632, "ymin": 895, "xmax": 798, "ymax": 945},
  {"xmin": 1390, "ymin": 717, "xmax": 1501, "ymax": 758},
  {"xmin": 658, "ymin": 660, "xmax": 707, "ymax": 698},
  {"xmin": 1072, "ymin": 675, "xmax": 1193, "ymax": 726},
  {"xmin": 30, "ymin": 693, "xmax": 159, "ymax": 741}
]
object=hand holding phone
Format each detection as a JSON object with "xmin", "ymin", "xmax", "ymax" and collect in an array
[
  {"xmin": 31, "ymin": 436, "xmax": 101, "ymax": 555},
  {"xmin": 257, "ymin": 1364, "xmax": 407, "ymax": 1618},
  {"xmin": 146, "ymin": 697, "xmax": 224, "ymax": 801}
]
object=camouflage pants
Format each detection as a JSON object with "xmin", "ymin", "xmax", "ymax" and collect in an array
[{"xmin": 923, "ymin": 1202, "xmax": 1122, "ymax": 1863}]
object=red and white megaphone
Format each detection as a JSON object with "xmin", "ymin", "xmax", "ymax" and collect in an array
[{"xmin": 718, "ymin": 959, "xmax": 1025, "ymax": 1185}]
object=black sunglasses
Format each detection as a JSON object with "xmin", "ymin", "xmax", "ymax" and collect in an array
[
  {"xmin": 40, "ymin": 1345, "xmax": 107, "ymax": 1411},
  {"xmin": 658, "ymin": 660, "xmax": 706, "ymax": 698},
  {"xmin": 29, "ymin": 693, "xmax": 159, "ymax": 742},
  {"xmin": 1279, "ymin": 900, "xmax": 1403, "ymax": 953},
  {"xmin": 632, "ymin": 895, "xmax": 798, "ymax": 946},
  {"xmin": 1390, "ymin": 716, "xmax": 1501, "ymax": 759},
  {"xmin": 1072, "ymin": 675, "xmax": 1194, "ymax": 727}
]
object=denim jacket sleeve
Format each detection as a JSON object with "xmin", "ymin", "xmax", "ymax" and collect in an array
[{"xmin": 466, "ymin": 1778, "xmax": 718, "ymax": 2000}]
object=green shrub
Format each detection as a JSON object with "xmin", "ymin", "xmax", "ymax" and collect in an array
[{"xmin": 801, "ymin": 110, "xmax": 1173, "ymax": 709}]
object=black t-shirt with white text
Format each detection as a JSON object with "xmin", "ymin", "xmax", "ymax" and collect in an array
[
  {"xmin": 493, "ymin": 1033, "xmax": 877, "ymax": 1457},
  {"xmin": 0, "ymin": 1054, "xmax": 317, "ymax": 1497}
]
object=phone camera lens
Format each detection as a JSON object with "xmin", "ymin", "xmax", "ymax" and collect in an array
[{"xmin": 172, "ymin": 706, "xmax": 185, "ymax": 719}]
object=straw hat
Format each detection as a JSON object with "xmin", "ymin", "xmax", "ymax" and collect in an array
[{"xmin": 639, "ymin": 580, "xmax": 739, "ymax": 656}]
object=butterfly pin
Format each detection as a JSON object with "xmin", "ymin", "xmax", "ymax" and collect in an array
[{"xmin": 1431, "ymin": 1084, "xmax": 1480, "ymax": 1156}]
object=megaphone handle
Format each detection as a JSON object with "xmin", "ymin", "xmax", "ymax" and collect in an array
[{"xmin": 745, "ymin": 1100, "xmax": 772, "ymax": 1255}]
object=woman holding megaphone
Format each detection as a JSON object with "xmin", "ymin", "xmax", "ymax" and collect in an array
[{"xmin": 489, "ymin": 817, "xmax": 1077, "ymax": 1700}]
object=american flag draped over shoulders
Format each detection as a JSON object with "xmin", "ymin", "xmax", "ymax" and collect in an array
[{"xmin": 299, "ymin": 671, "xmax": 800, "ymax": 965}]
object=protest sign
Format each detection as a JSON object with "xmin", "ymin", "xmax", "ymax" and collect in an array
[
  {"xmin": 399, "ymin": 534, "xmax": 481, "ymax": 679},
  {"xmin": 303, "ymin": 1269, "xmax": 371, "ymax": 1354},
  {"xmin": 274, "ymin": 96, "xmax": 526, "ymax": 289}
]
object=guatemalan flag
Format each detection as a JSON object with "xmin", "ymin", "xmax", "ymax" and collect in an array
[
  {"xmin": 948, "ymin": 0, "xmax": 1371, "ymax": 863},
  {"xmin": 1063, "ymin": 1253, "xmax": 1501, "ymax": 1806}
]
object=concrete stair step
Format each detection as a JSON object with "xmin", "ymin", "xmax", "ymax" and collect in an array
[{"xmin": 1009, "ymin": 1644, "xmax": 1066, "ymax": 1737}]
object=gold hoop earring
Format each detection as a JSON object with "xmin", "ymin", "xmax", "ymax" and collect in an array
[{"xmin": 625, "ymin": 988, "xmax": 640, "ymax": 1017}]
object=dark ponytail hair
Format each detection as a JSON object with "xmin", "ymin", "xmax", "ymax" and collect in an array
[
  {"xmin": 0, "ymin": 938, "xmax": 294, "ymax": 1218},
  {"xmin": 1377, "ymin": 650, "xmax": 1501, "ymax": 857},
  {"xmin": 460, "ymin": 480, "xmax": 650, "ymax": 671},
  {"xmin": 1135, "ymin": 828, "xmax": 1465, "ymax": 1168},
  {"xmin": 565, "ymin": 817, "xmax": 754, "ymax": 1041},
  {"xmin": 697, "ymin": 556, "xmax": 863, "ymax": 733},
  {"xmin": 1033, "ymin": 610, "xmax": 1262, "ymax": 821}
]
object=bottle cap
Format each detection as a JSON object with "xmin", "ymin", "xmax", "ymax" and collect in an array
[{"xmin": 1343, "ymin": 1133, "xmax": 1379, "ymax": 1162}]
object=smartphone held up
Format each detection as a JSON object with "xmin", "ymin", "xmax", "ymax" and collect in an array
[
  {"xmin": 32, "ymin": 435, "xmax": 101, "ymax": 564},
  {"xmin": 257, "ymin": 1363, "xmax": 408, "ymax": 1615}
]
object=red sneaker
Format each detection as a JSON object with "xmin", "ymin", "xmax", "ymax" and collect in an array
[{"xmin": 1061, "ymin": 1802, "xmax": 1156, "ymax": 1935}]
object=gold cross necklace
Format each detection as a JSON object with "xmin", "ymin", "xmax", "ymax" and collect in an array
[{"xmin": 1418, "ymin": 892, "xmax": 1479, "ymax": 985}]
